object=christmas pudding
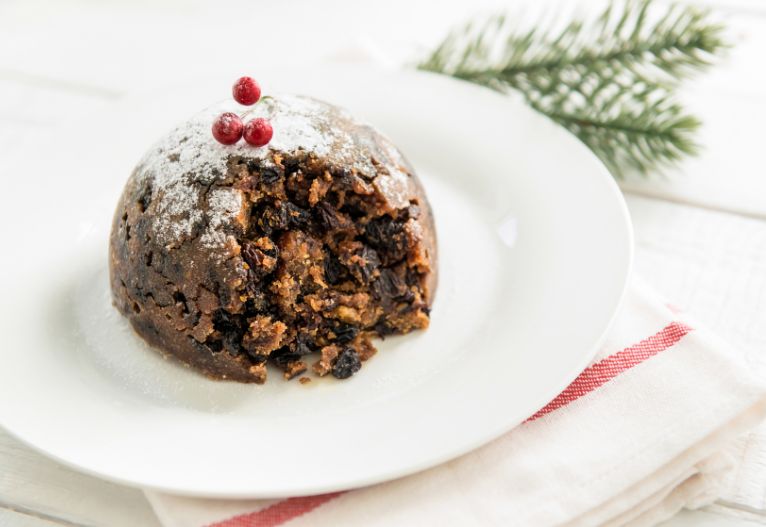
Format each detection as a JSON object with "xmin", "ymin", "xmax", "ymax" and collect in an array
[{"xmin": 109, "ymin": 77, "xmax": 437, "ymax": 383}]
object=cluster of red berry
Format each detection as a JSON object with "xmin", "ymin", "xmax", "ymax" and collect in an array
[{"xmin": 212, "ymin": 76, "xmax": 273, "ymax": 147}]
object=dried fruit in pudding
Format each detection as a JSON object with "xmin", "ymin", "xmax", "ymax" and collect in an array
[{"xmin": 109, "ymin": 95, "xmax": 437, "ymax": 383}]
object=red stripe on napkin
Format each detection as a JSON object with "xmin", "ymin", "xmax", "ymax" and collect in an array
[
  {"xmin": 525, "ymin": 321, "xmax": 692, "ymax": 422},
  {"xmin": 209, "ymin": 321, "xmax": 691, "ymax": 527},
  {"xmin": 208, "ymin": 492, "xmax": 345, "ymax": 527}
]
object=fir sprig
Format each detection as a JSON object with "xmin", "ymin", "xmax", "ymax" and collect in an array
[{"xmin": 418, "ymin": 0, "xmax": 728, "ymax": 177}]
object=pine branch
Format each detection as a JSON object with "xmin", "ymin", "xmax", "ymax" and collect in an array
[{"xmin": 418, "ymin": 0, "xmax": 728, "ymax": 177}]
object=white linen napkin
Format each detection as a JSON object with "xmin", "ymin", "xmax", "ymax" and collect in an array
[{"xmin": 145, "ymin": 280, "xmax": 766, "ymax": 527}]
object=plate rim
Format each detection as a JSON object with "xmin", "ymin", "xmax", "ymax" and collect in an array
[{"xmin": 0, "ymin": 65, "xmax": 634, "ymax": 498}]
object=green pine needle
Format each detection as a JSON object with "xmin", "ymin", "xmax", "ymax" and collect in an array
[{"xmin": 418, "ymin": 0, "xmax": 728, "ymax": 177}]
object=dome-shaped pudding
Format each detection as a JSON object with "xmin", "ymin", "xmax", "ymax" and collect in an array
[{"xmin": 109, "ymin": 95, "xmax": 436, "ymax": 383}]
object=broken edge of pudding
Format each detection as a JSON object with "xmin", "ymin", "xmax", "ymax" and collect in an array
[{"xmin": 109, "ymin": 95, "xmax": 437, "ymax": 383}]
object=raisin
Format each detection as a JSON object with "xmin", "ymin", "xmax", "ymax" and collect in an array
[
  {"xmin": 364, "ymin": 216, "xmax": 409, "ymax": 265},
  {"xmin": 270, "ymin": 346, "xmax": 302, "ymax": 368},
  {"xmin": 374, "ymin": 322, "xmax": 397, "ymax": 338},
  {"xmin": 342, "ymin": 245, "xmax": 380, "ymax": 284},
  {"xmin": 255, "ymin": 203, "xmax": 289, "ymax": 234},
  {"xmin": 262, "ymin": 244, "xmax": 278, "ymax": 258},
  {"xmin": 340, "ymin": 198, "xmax": 368, "ymax": 219},
  {"xmin": 213, "ymin": 309, "xmax": 240, "ymax": 333},
  {"xmin": 222, "ymin": 332, "xmax": 244, "ymax": 357},
  {"xmin": 248, "ymin": 353, "xmax": 268, "ymax": 365},
  {"xmin": 372, "ymin": 268, "xmax": 409, "ymax": 303},
  {"xmin": 405, "ymin": 268, "xmax": 422, "ymax": 288},
  {"xmin": 285, "ymin": 202, "xmax": 311, "ymax": 229},
  {"xmin": 294, "ymin": 332, "xmax": 317, "ymax": 355},
  {"xmin": 284, "ymin": 158, "xmax": 300, "ymax": 174},
  {"xmin": 324, "ymin": 252, "xmax": 348, "ymax": 285},
  {"xmin": 261, "ymin": 168, "xmax": 281, "ymax": 185},
  {"xmin": 364, "ymin": 216, "xmax": 396, "ymax": 244},
  {"xmin": 314, "ymin": 202, "xmax": 349, "ymax": 231},
  {"xmin": 333, "ymin": 323, "xmax": 359, "ymax": 344},
  {"xmin": 241, "ymin": 241, "xmax": 262, "ymax": 269},
  {"xmin": 332, "ymin": 347, "xmax": 361, "ymax": 379},
  {"xmin": 206, "ymin": 339, "xmax": 223, "ymax": 353},
  {"xmin": 241, "ymin": 240, "xmax": 278, "ymax": 277}
]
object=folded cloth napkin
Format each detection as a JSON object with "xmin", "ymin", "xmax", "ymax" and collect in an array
[{"xmin": 145, "ymin": 280, "xmax": 766, "ymax": 527}]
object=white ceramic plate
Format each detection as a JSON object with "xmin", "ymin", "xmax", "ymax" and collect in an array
[{"xmin": 0, "ymin": 67, "xmax": 632, "ymax": 498}]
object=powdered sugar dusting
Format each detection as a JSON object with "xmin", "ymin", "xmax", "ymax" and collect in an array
[
  {"xmin": 257, "ymin": 96, "xmax": 333, "ymax": 155},
  {"xmin": 372, "ymin": 137, "xmax": 413, "ymax": 209},
  {"xmin": 201, "ymin": 187, "xmax": 244, "ymax": 248},
  {"xmin": 152, "ymin": 179, "xmax": 204, "ymax": 245},
  {"xmin": 133, "ymin": 94, "xmax": 411, "ymax": 250},
  {"xmin": 136, "ymin": 95, "xmax": 362, "ymax": 249}
]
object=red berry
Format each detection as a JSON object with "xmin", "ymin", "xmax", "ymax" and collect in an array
[
  {"xmin": 212, "ymin": 112, "xmax": 243, "ymax": 145},
  {"xmin": 243, "ymin": 118, "xmax": 273, "ymax": 147},
  {"xmin": 232, "ymin": 77, "xmax": 261, "ymax": 106}
]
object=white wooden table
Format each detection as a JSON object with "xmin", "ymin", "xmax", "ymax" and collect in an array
[{"xmin": 1, "ymin": 0, "xmax": 765, "ymax": 524}]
